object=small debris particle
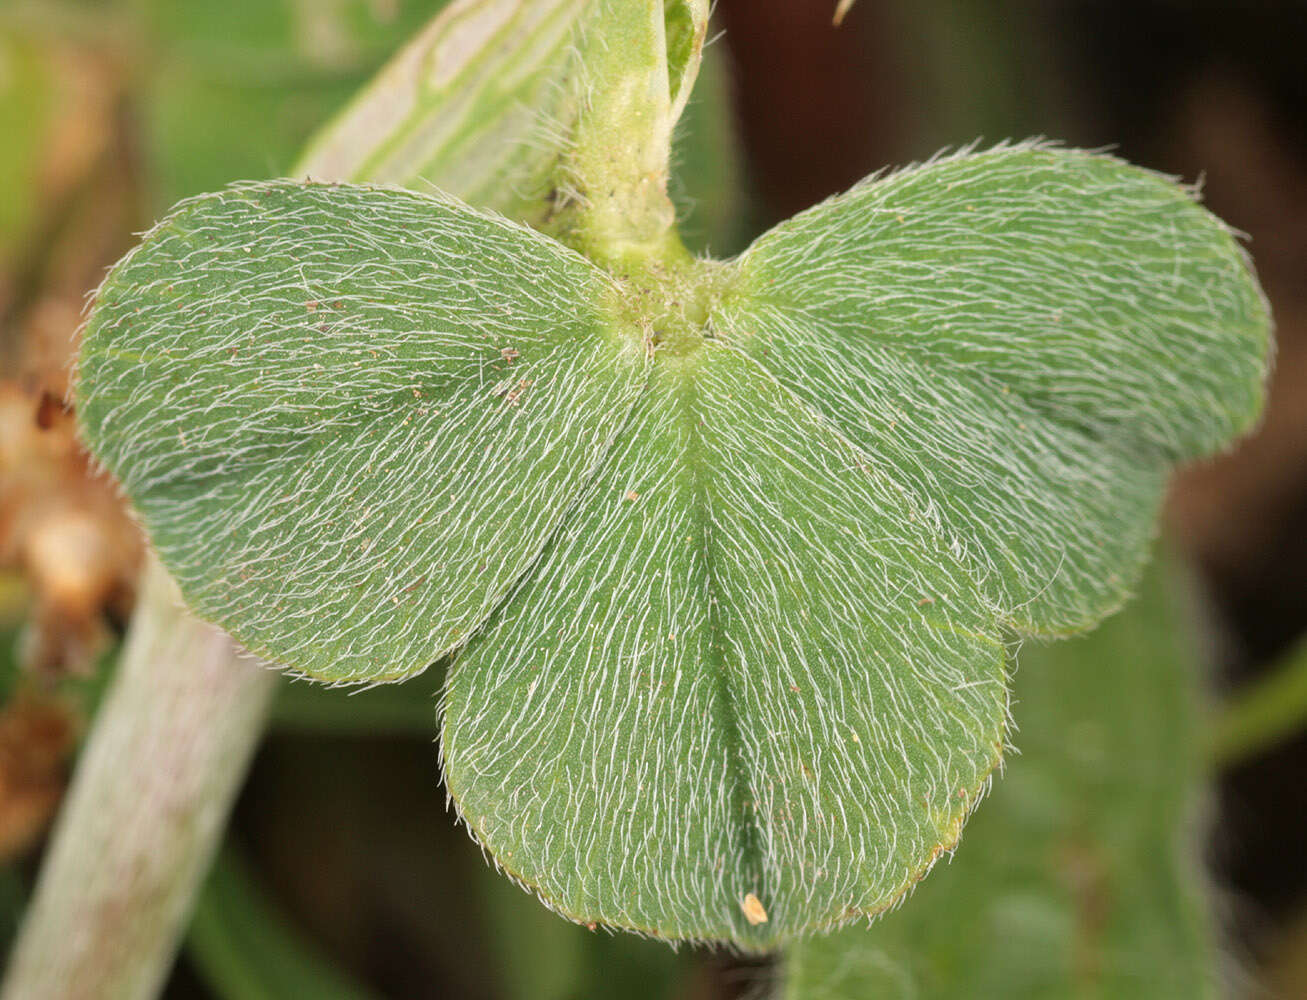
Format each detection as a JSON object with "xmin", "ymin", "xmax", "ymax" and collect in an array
[
  {"xmin": 585, "ymin": 922, "xmax": 598, "ymax": 932},
  {"xmin": 741, "ymin": 893, "xmax": 768, "ymax": 925},
  {"xmin": 624, "ymin": 490, "xmax": 640, "ymax": 502},
  {"xmin": 917, "ymin": 596, "xmax": 935, "ymax": 607},
  {"xmin": 34, "ymin": 392, "xmax": 67, "ymax": 430},
  {"xmin": 500, "ymin": 347, "xmax": 520, "ymax": 364},
  {"xmin": 502, "ymin": 378, "xmax": 533, "ymax": 407},
  {"xmin": 305, "ymin": 300, "xmax": 319, "ymax": 312}
]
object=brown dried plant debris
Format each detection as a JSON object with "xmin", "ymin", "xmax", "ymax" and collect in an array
[
  {"xmin": 0, "ymin": 695, "xmax": 76, "ymax": 863},
  {"xmin": 0, "ymin": 378, "xmax": 141, "ymax": 679},
  {"xmin": 0, "ymin": 35, "xmax": 143, "ymax": 681}
]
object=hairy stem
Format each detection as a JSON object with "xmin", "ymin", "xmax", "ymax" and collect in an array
[
  {"xmin": 0, "ymin": 557, "xmax": 277, "ymax": 1000},
  {"xmin": 552, "ymin": 0, "xmax": 706, "ymax": 267}
]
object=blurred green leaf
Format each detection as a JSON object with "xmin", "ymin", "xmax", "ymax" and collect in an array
[
  {"xmin": 670, "ymin": 35, "xmax": 749, "ymax": 257},
  {"xmin": 188, "ymin": 846, "xmax": 378, "ymax": 1000},
  {"xmin": 0, "ymin": 32, "xmax": 55, "ymax": 249},
  {"xmin": 782, "ymin": 555, "xmax": 1219, "ymax": 999},
  {"xmin": 476, "ymin": 849, "xmax": 689, "ymax": 1000},
  {"xmin": 141, "ymin": 0, "xmax": 450, "ymax": 205},
  {"xmin": 0, "ymin": 866, "xmax": 26, "ymax": 963},
  {"xmin": 1211, "ymin": 634, "xmax": 1307, "ymax": 767},
  {"xmin": 295, "ymin": 0, "xmax": 589, "ymax": 223},
  {"xmin": 272, "ymin": 669, "xmax": 439, "ymax": 737},
  {"xmin": 478, "ymin": 857, "xmax": 588, "ymax": 1000}
]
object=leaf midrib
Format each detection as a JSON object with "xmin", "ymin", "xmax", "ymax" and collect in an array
[{"xmin": 674, "ymin": 365, "xmax": 768, "ymax": 934}]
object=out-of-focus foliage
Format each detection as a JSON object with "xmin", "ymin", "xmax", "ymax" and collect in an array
[
  {"xmin": 0, "ymin": 15, "xmax": 143, "ymax": 681},
  {"xmin": 475, "ymin": 852, "xmax": 690, "ymax": 1000},
  {"xmin": 1211, "ymin": 634, "xmax": 1307, "ymax": 767},
  {"xmin": 189, "ymin": 847, "xmax": 377, "ymax": 1000},
  {"xmin": 670, "ymin": 39, "xmax": 748, "ymax": 257},
  {"xmin": 142, "ymin": 0, "xmax": 449, "ymax": 207},
  {"xmin": 782, "ymin": 556, "xmax": 1218, "ymax": 999},
  {"xmin": 0, "ymin": 33, "xmax": 54, "ymax": 250}
]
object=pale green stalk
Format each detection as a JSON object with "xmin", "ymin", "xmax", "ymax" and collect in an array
[
  {"xmin": 0, "ymin": 558, "xmax": 277, "ymax": 1000},
  {"xmin": 551, "ymin": 0, "xmax": 706, "ymax": 267}
]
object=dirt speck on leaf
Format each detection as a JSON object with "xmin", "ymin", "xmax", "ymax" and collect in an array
[{"xmin": 741, "ymin": 892, "xmax": 768, "ymax": 925}]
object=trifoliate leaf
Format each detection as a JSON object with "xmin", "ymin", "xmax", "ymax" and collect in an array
[
  {"xmin": 76, "ymin": 143, "xmax": 1270, "ymax": 947},
  {"xmin": 711, "ymin": 143, "xmax": 1270, "ymax": 635},
  {"xmin": 77, "ymin": 180, "xmax": 647, "ymax": 683},
  {"xmin": 442, "ymin": 345, "xmax": 1006, "ymax": 948}
]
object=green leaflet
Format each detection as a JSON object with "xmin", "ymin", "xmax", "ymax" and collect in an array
[
  {"xmin": 443, "ymin": 344, "xmax": 1006, "ymax": 948},
  {"xmin": 781, "ymin": 557, "xmax": 1219, "ymax": 999},
  {"xmin": 713, "ymin": 143, "xmax": 1270, "ymax": 635},
  {"xmin": 77, "ymin": 181, "xmax": 647, "ymax": 682},
  {"xmin": 76, "ymin": 140, "xmax": 1270, "ymax": 945}
]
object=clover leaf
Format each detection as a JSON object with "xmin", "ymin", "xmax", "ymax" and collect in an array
[{"xmin": 76, "ymin": 142, "xmax": 1269, "ymax": 949}]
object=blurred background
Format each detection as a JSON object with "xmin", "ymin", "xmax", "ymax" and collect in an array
[{"xmin": 1, "ymin": 1, "xmax": 1306, "ymax": 997}]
